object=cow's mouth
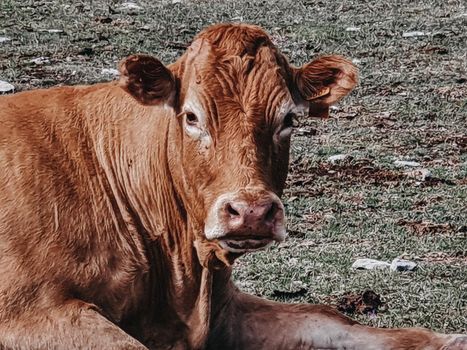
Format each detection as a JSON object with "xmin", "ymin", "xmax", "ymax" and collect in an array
[{"xmin": 218, "ymin": 236, "xmax": 274, "ymax": 253}]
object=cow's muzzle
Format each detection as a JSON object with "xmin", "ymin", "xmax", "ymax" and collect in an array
[{"xmin": 204, "ymin": 190, "xmax": 287, "ymax": 253}]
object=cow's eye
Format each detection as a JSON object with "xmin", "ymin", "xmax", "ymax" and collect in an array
[
  {"xmin": 282, "ymin": 113, "xmax": 296, "ymax": 129},
  {"xmin": 281, "ymin": 113, "xmax": 296, "ymax": 131},
  {"xmin": 277, "ymin": 112, "xmax": 296, "ymax": 139},
  {"xmin": 185, "ymin": 112, "xmax": 199, "ymax": 126}
]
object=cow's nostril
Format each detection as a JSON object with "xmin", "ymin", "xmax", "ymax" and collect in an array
[
  {"xmin": 264, "ymin": 202, "xmax": 277, "ymax": 223},
  {"xmin": 226, "ymin": 203, "xmax": 240, "ymax": 217}
]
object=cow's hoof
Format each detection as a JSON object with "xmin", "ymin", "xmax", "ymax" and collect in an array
[{"xmin": 442, "ymin": 336, "xmax": 467, "ymax": 350}]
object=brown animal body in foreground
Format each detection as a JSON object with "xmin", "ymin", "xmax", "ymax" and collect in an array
[{"xmin": 0, "ymin": 23, "xmax": 465, "ymax": 350}]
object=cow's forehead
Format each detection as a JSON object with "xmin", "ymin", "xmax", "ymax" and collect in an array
[
  {"xmin": 182, "ymin": 69, "xmax": 293, "ymax": 135},
  {"xmin": 179, "ymin": 27, "xmax": 298, "ymax": 127},
  {"xmin": 190, "ymin": 51, "xmax": 293, "ymax": 115}
]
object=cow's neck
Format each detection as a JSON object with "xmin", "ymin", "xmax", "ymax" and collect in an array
[{"xmin": 86, "ymin": 85, "xmax": 232, "ymax": 347}]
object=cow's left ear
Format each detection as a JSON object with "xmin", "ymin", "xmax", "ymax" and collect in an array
[
  {"xmin": 293, "ymin": 55, "xmax": 358, "ymax": 118},
  {"xmin": 119, "ymin": 54, "xmax": 176, "ymax": 106}
]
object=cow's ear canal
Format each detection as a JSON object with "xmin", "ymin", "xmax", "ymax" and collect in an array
[
  {"xmin": 118, "ymin": 54, "xmax": 176, "ymax": 106},
  {"xmin": 294, "ymin": 55, "xmax": 358, "ymax": 118}
]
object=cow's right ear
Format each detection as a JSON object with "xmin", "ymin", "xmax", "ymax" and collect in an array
[{"xmin": 118, "ymin": 54, "xmax": 176, "ymax": 106}]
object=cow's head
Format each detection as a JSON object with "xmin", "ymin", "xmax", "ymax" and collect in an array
[{"xmin": 118, "ymin": 24, "xmax": 357, "ymax": 264}]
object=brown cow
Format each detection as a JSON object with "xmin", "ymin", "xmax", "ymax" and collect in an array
[{"xmin": 0, "ymin": 23, "xmax": 465, "ymax": 350}]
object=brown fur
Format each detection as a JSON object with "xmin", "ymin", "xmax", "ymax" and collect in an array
[{"xmin": 0, "ymin": 23, "xmax": 464, "ymax": 350}]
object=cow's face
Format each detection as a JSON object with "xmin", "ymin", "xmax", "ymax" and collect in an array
[{"xmin": 119, "ymin": 24, "xmax": 357, "ymax": 260}]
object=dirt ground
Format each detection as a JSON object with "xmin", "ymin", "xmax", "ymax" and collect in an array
[{"xmin": 0, "ymin": 0, "xmax": 465, "ymax": 333}]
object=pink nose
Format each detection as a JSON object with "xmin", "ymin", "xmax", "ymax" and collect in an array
[
  {"xmin": 223, "ymin": 197, "xmax": 282, "ymax": 236},
  {"xmin": 204, "ymin": 191, "xmax": 287, "ymax": 247}
]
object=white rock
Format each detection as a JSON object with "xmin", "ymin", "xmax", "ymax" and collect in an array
[
  {"xmin": 0, "ymin": 36, "xmax": 11, "ymax": 43},
  {"xmin": 352, "ymin": 58, "xmax": 362, "ymax": 64},
  {"xmin": 118, "ymin": 2, "xmax": 143, "ymax": 11},
  {"xmin": 327, "ymin": 154, "xmax": 348, "ymax": 164},
  {"xmin": 0, "ymin": 80, "xmax": 14, "ymax": 92},
  {"xmin": 30, "ymin": 57, "xmax": 50, "ymax": 65},
  {"xmin": 352, "ymin": 258, "xmax": 391, "ymax": 270},
  {"xmin": 402, "ymin": 31, "xmax": 428, "ymax": 38},
  {"xmin": 405, "ymin": 168, "xmax": 432, "ymax": 181},
  {"xmin": 290, "ymin": 280, "xmax": 307, "ymax": 289},
  {"xmin": 345, "ymin": 26, "xmax": 360, "ymax": 32},
  {"xmin": 390, "ymin": 258, "xmax": 417, "ymax": 272},
  {"xmin": 101, "ymin": 68, "xmax": 120, "ymax": 76},
  {"xmin": 47, "ymin": 29, "xmax": 63, "ymax": 33},
  {"xmin": 394, "ymin": 160, "xmax": 421, "ymax": 167},
  {"xmin": 330, "ymin": 105, "xmax": 340, "ymax": 111}
]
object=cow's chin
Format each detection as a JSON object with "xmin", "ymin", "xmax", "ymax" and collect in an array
[{"xmin": 217, "ymin": 237, "xmax": 274, "ymax": 253}]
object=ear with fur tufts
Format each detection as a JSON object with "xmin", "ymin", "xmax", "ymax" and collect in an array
[
  {"xmin": 294, "ymin": 55, "xmax": 358, "ymax": 118},
  {"xmin": 118, "ymin": 54, "xmax": 176, "ymax": 106}
]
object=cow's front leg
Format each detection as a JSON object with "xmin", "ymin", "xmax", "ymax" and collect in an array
[
  {"xmin": 0, "ymin": 299, "xmax": 148, "ymax": 350},
  {"xmin": 208, "ymin": 291, "xmax": 466, "ymax": 350}
]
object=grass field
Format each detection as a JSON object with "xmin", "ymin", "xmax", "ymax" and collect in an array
[{"xmin": 1, "ymin": 0, "xmax": 465, "ymax": 333}]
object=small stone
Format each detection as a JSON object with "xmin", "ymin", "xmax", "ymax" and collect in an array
[
  {"xmin": 0, "ymin": 36, "xmax": 11, "ymax": 43},
  {"xmin": 117, "ymin": 2, "xmax": 143, "ymax": 12},
  {"xmin": 402, "ymin": 31, "xmax": 428, "ymax": 38},
  {"xmin": 290, "ymin": 280, "xmax": 307, "ymax": 289},
  {"xmin": 345, "ymin": 26, "xmax": 360, "ymax": 32},
  {"xmin": 352, "ymin": 58, "xmax": 362, "ymax": 64},
  {"xmin": 390, "ymin": 258, "xmax": 417, "ymax": 272},
  {"xmin": 405, "ymin": 168, "xmax": 432, "ymax": 181},
  {"xmin": 352, "ymin": 258, "xmax": 391, "ymax": 270},
  {"xmin": 30, "ymin": 57, "xmax": 50, "ymax": 65},
  {"xmin": 101, "ymin": 68, "xmax": 120, "ymax": 76},
  {"xmin": 47, "ymin": 29, "xmax": 63, "ymax": 33},
  {"xmin": 328, "ymin": 154, "xmax": 348, "ymax": 164},
  {"xmin": 394, "ymin": 160, "xmax": 421, "ymax": 167},
  {"xmin": 0, "ymin": 80, "xmax": 14, "ymax": 92},
  {"xmin": 298, "ymin": 240, "xmax": 316, "ymax": 248},
  {"xmin": 288, "ymin": 258, "xmax": 299, "ymax": 266}
]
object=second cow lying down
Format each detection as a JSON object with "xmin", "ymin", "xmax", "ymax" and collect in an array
[{"xmin": 0, "ymin": 23, "xmax": 465, "ymax": 349}]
